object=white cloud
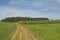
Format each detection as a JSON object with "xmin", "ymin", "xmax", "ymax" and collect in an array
[
  {"xmin": 9, "ymin": 0, "xmax": 44, "ymax": 8},
  {"xmin": 31, "ymin": 1, "xmax": 43, "ymax": 7},
  {"xmin": 9, "ymin": 0, "xmax": 43, "ymax": 7},
  {"xmin": 0, "ymin": 0, "xmax": 60, "ymax": 20},
  {"xmin": 10, "ymin": 0, "xmax": 32, "ymax": 7},
  {"xmin": 56, "ymin": 0, "xmax": 60, "ymax": 4},
  {"xmin": 0, "ymin": 6, "xmax": 60, "ymax": 20},
  {"xmin": 9, "ymin": 0, "xmax": 59, "ymax": 11}
]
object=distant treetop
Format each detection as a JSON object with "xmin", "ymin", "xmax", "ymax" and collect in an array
[{"xmin": 1, "ymin": 17, "xmax": 49, "ymax": 22}]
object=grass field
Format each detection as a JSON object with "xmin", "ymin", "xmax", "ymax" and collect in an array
[
  {"xmin": 19, "ymin": 21, "xmax": 60, "ymax": 40},
  {"xmin": 19, "ymin": 20, "xmax": 60, "ymax": 24},
  {"xmin": 0, "ymin": 20, "xmax": 60, "ymax": 40},
  {"xmin": 0, "ymin": 22, "xmax": 16, "ymax": 40}
]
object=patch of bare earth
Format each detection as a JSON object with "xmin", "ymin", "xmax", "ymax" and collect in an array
[
  {"xmin": 10, "ymin": 23, "xmax": 19, "ymax": 40},
  {"xmin": 10, "ymin": 23, "xmax": 39, "ymax": 40}
]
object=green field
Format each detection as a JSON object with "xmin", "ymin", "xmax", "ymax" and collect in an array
[
  {"xmin": 0, "ymin": 22, "xmax": 16, "ymax": 40},
  {"xmin": 0, "ymin": 20, "xmax": 60, "ymax": 40},
  {"xmin": 19, "ymin": 21, "xmax": 60, "ymax": 40}
]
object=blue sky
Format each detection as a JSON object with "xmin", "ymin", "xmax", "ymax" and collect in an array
[{"xmin": 0, "ymin": 0, "xmax": 60, "ymax": 20}]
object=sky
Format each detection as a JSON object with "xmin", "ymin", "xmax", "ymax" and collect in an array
[{"xmin": 0, "ymin": 0, "xmax": 60, "ymax": 20}]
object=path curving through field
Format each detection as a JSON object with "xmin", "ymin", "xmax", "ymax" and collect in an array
[{"xmin": 10, "ymin": 23, "xmax": 39, "ymax": 40}]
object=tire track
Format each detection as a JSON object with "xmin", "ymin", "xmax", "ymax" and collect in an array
[
  {"xmin": 15, "ymin": 23, "xmax": 23, "ymax": 40},
  {"xmin": 10, "ymin": 23, "xmax": 19, "ymax": 40},
  {"xmin": 23, "ymin": 26, "xmax": 39, "ymax": 40},
  {"xmin": 11, "ymin": 23, "xmax": 39, "ymax": 40},
  {"xmin": 17, "ymin": 23, "xmax": 39, "ymax": 40}
]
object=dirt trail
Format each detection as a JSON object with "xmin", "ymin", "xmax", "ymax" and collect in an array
[
  {"xmin": 11, "ymin": 23, "xmax": 39, "ymax": 40},
  {"xmin": 10, "ymin": 23, "xmax": 19, "ymax": 40}
]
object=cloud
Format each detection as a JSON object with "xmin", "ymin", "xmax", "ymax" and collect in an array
[
  {"xmin": 9, "ymin": 0, "xmax": 60, "ymax": 11},
  {"xmin": 0, "ymin": 6, "xmax": 60, "ymax": 20},
  {"xmin": 10, "ymin": 0, "xmax": 32, "ymax": 7},
  {"xmin": 0, "ymin": 0, "xmax": 60, "ymax": 20},
  {"xmin": 9, "ymin": 0, "xmax": 44, "ymax": 8},
  {"xmin": 56, "ymin": 0, "xmax": 60, "ymax": 4}
]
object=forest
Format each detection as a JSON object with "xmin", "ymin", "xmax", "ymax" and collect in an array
[{"xmin": 1, "ymin": 17, "xmax": 49, "ymax": 22}]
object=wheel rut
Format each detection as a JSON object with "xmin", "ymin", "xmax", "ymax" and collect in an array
[{"xmin": 10, "ymin": 23, "xmax": 39, "ymax": 40}]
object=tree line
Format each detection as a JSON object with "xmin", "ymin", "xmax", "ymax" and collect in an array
[{"xmin": 1, "ymin": 17, "xmax": 49, "ymax": 22}]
